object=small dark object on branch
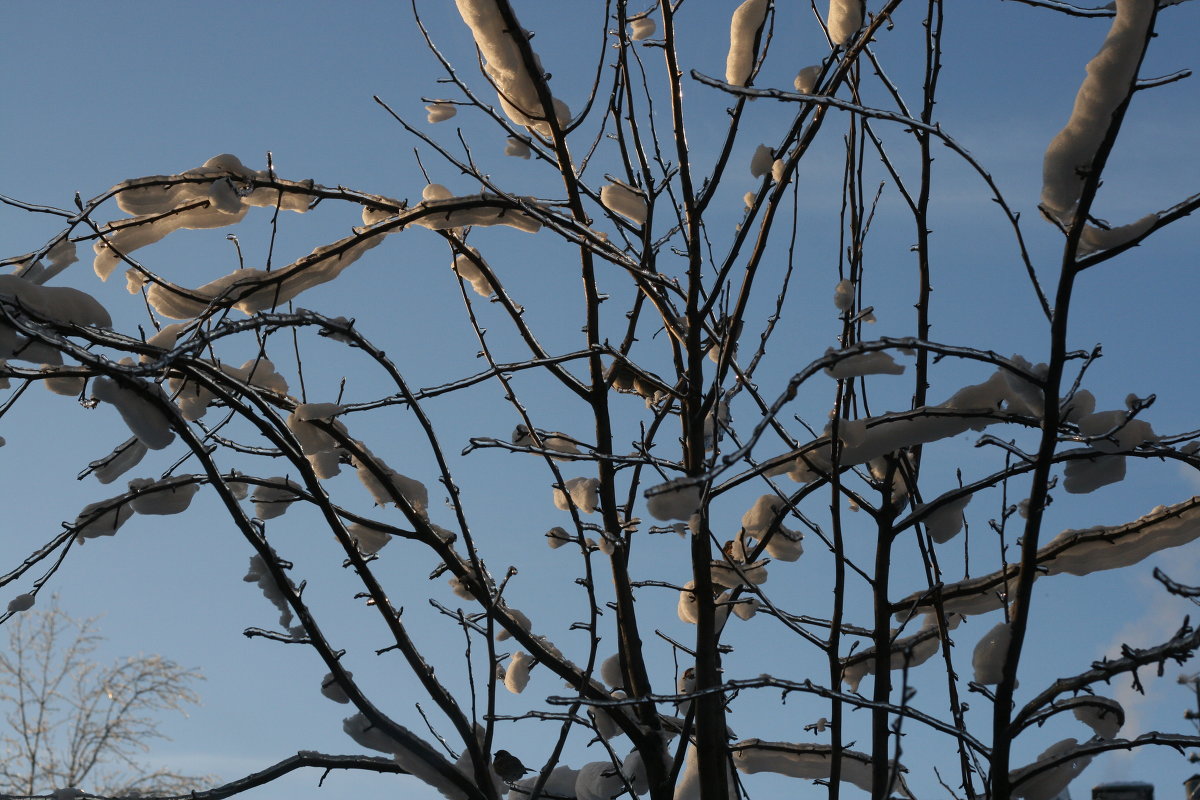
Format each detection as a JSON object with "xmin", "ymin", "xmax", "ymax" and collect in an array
[{"xmin": 493, "ymin": 749, "xmax": 531, "ymax": 783}]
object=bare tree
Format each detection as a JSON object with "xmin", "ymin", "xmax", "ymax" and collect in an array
[
  {"xmin": 1, "ymin": 1, "xmax": 1199, "ymax": 800},
  {"xmin": 0, "ymin": 599, "xmax": 205, "ymax": 797}
]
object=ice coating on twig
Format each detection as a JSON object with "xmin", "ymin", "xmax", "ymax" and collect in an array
[
  {"xmin": 1041, "ymin": 0, "xmax": 1153, "ymax": 223},
  {"xmin": 726, "ymin": 0, "xmax": 768, "ymax": 87}
]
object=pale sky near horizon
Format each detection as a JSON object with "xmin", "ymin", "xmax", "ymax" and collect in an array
[{"xmin": 2, "ymin": 2, "xmax": 1200, "ymax": 800}]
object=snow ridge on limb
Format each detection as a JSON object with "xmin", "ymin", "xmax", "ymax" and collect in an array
[
  {"xmin": 895, "ymin": 496, "xmax": 1200, "ymax": 620},
  {"xmin": 453, "ymin": 0, "xmax": 571, "ymax": 136},
  {"xmin": 732, "ymin": 739, "xmax": 908, "ymax": 796},
  {"xmin": 725, "ymin": 0, "xmax": 769, "ymax": 87},
  {"xmin": 1041, "ymin": 0, "xmax": 1157, "ymax": 253},
  {"xmin": 827, "ymin": 0, "xmax": 864, "ymax": 46},
  {"xmin": 94, "ymin": 154, "xmax": 314, "ymax": 281}
]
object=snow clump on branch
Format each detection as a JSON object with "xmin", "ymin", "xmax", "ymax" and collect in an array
[
  {"xmin": 1041, "ymin": 0, "xmax": 1156, "ymax": 252},
  {"xmin": 725, "ymin": 0, "xmax": 768, "ymax": 87},
  {"xmin": 453, "ymin": 0, "xmax": 571, "ymax": 136},
  {"xmin": 827, "ymin": 0, "xmax": 863, "ymax": 47}
]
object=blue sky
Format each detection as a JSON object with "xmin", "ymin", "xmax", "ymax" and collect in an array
[{"xmin": 2, "ymin": 2, "xmax": 1200, "ymax": 799}]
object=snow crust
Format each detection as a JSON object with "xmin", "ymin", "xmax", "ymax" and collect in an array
[
  {"xmin": 503, "ymin": 137, "xmax": 531, "ymax": 159},
  {"xmin": 243, "ymin": 551, "xmax": 295, "ymax": 628},
  {"xmin": 346, "ymin": 522, "xmax": 391, "ymax": 556},
  {"xmin": 740, "ymin": 494, "xmax": 804, "ymax": 561},
  {"xmin": 840, "ymin": 613, "xmax": 960, "ymax": 691},
  {"xmin": 252, "ymin": 478, "xmax": 303, "ymax": 520},
  {"xmin": 507, "ymin": 765, "xmax": 579, "ymax": 800},
  {"xmin": 7, "ymin": 593, "xmax": 35, "ymax": 613},
  {"xmin": 1072, "ymin": 696, "xmax": 1124, "ymax": 739},
  {"xmin": 576, "ymin": 760, "xmax": 624, "ymax": 800},
  {"xmin": 320, "ymin": 671, "xmax": 353, "ymax": 704}
]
